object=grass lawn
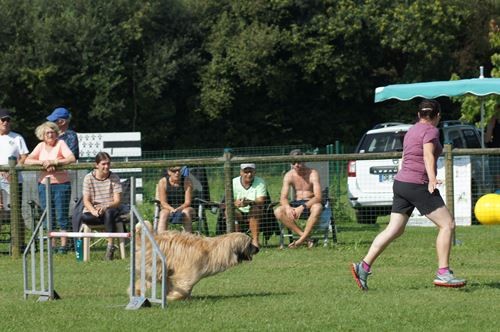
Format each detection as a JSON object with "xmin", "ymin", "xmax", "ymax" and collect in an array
[{"xmin": 1, "ymin": 221, "xmax": 499, "ymax": 331}]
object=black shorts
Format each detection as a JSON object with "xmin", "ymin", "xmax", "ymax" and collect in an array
[{"xmin": 392, "ymin": 180, "xmax": 445, "ymax": 217}]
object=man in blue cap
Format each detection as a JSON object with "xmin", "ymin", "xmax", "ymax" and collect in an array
[{"xmin": 47, "ymin": 107, "xmax": 79, "ymax": 159}]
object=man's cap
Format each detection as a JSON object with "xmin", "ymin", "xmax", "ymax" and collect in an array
[
  {"xmin": 0, "ymin": 108, "xmax": 11, "ymax": 118},
  {"xmin": 289, "ymin": 149, "xmax": 305, "ymax": 156},
  {"xmin": 240, "ymin": 163, "xmax": 256, "ymax": 170},
  {"xmin": 47, "ymin": 107, "xmax": 70, "ymax": 122}
]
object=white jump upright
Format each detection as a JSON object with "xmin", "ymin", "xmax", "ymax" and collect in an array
[
  {"xmin": 126, "ymin": 177, "xmax": 168, "ymax": 310},
  {"xmin": 22, "ymin": 179, "xmax": 59, "ymax": 301}
]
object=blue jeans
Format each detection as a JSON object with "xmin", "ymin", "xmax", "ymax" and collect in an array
[{"xmin": 38, "ymin": 182, "xmax": 71, "ymax": 231}]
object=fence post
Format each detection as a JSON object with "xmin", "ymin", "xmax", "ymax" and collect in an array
[
  {"xmin": 334, "ymin": 141, "xmax": 341, "ymax": 204},
  {"xmin": 444, "ymin": 144, "xmax": 456, "ymax": 245},
  {"xmin": 223, "ymin": 148, "xmax": 234, "ymax": 233},
  {"xmin": 444, "ymin": 144, "xmax": 454, "ymax": 217},
  {"xmin": 8, "ymin": 156, "xmax": 22, "ymax": 258},
  {"xmin": 130, "ymin": 176, "xmax": 136, "ymax": 297}
]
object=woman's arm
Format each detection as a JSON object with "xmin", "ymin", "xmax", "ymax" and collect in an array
[
  {"xmin": 180, "ymin": 178, "xmax": 193, "ymax": 210},
  {"xmin": 107, "ymin": 192, "xmax": 121, "ymax": 209},
  {"xmin": 83, "ymin": 192, "xmax": 99, "ymax": 217},
  {"xmin": 423, "ymin": 142, "xmax": 439, "ymax": 193},
  {"xmin": 24, "ymin": 143, "xmax": 43, "ymax": 165},
  {"xmin": 158, "ymin": 177, "xmax": 173, "ymax": 211}
]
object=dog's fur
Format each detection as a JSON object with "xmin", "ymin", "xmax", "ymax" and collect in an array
[{"xmin": 133, "ymin": 221, "xmax": 259, "ymax": 300}]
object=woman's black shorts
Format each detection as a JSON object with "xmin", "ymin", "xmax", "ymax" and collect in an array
[{"xmin": 391, "ymin": 180, "xmax": 445, "ymax": 217}]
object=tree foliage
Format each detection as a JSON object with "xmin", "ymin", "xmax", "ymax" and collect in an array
[{"xmin": 0, "ymin": 0, "xmax": 497, "ymax": 150}]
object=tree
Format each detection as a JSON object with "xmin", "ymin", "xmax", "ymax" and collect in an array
[{"xmin": 454, "ymin": 17, "xmax": 500, "ymax": 127}]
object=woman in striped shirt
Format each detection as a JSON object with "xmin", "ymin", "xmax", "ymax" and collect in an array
[{"xmin": 82, "ymin": 152, "xmax": 122, "ymax": 260}]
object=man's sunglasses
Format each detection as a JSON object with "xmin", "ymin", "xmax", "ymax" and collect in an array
[
  {"xmin": 169, "ymin": 168, "xmax": 181, "ymax": 173},
  {"xmin": 0, "ymin": 117, "xmax": 11, "ymax": 123}
]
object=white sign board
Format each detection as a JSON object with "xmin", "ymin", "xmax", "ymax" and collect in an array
[
  {"xmin": 408, "ymin": 156, "xmax": 471, "ymax": 226},
  {"xmin": 78, "ymin": 132, "xmax": 141, "ymax": 158},
  {"xmin": 77, "ymin": 132, "xmax": 143, "ymax": 202}
]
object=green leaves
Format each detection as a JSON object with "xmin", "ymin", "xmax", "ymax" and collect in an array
[{"xmin": 0, "ymin": 0, "xmax": 497, "ymax": 149}]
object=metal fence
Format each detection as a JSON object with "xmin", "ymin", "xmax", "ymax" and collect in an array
[{"xmin": 1, "ymin": 144, "xmax": 499, "ymax": 257}]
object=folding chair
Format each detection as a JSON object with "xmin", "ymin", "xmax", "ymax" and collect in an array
[
  {"xmin": 152, "ymin": 166, "xmax": 210, "ymax": 235},
  {"xmin": 278, "ymin": 161, "xmax": 338, "ymax": 248},
  {"xmin": 214, "ymin": 192, "xmax": 281, "ymax": 246}
]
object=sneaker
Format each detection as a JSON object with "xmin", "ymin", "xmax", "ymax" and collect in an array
[
  {"xmin": 105, "ymin": 246, "xmax": 115, "ymax": 261},
  {"xmin": 351, "ymin": 262, "xmax": 371, "ymax": 290},
  {"xmin": 433, "ymin": 270, "xmax": 466, "ymax": 288}
]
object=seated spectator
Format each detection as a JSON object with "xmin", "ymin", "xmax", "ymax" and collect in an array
[
  {"xmin": 25, "ymin": 121, "xmax": 76, "ymax": 253},
  {"xmin": 274, "ymin": 149, "xmax": 323, "ymax": 248},
  {"xmin": 46, "ymin": 107, "xmax": 79, "ymax": 159},
  {"xmin": 81, "ymin": 152, "xmax": 122, "ymax": 260},
  {"xmin": 229, "ymin": 163, "xmax": 266, "ymax": 248},
  {"xmin": 157, "ymin": 166, "xmax": 195, "ymax": 233}
]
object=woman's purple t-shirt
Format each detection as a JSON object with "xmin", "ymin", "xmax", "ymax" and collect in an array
[{"xmin": 395, "ymin": 122, "xmax": 442, "ymax": 184}]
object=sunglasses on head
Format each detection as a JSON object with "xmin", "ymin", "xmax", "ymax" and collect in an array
[{"xmin": 0, "ymin": 117, "xmax": 10, "ymax": 122}]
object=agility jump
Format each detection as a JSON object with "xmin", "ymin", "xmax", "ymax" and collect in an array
[{"xmin": 22, "ymin": 177, "xmax": 168, "ymax": 309}]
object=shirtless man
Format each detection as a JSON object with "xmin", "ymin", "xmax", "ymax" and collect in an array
[{"xmin": 274, "ymin": 149, "xmax": 323, "ymax": 248}]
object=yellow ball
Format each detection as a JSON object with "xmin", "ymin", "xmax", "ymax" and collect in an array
[{"xmin": 474, "ymin": 194, "xmax": 500, "ymax": 225}]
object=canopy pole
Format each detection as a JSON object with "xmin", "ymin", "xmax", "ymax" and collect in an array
[
  {"xmin": 479, "ymin": 66, "xmax": 485, "ymax": 148},
  {"xmin": 480, "ymin": 99, "xmax": 485, "ymax": 148}
]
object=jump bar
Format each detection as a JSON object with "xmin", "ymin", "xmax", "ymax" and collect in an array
[{"xmin": 49, "ymin": 232, "xmax": 131, "ymax": 238}]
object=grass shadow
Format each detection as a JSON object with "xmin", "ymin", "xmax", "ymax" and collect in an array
[
  {"xmin": 337, "ymin": 225, "xmax": 381, "ymax": 232},
  {"xmin": 460, "ymin": 281, "xmax": 500, "ymax": 291},
  {"xmin": 191, "ymin": 291, "xmax": 291, "ymax": 301}
]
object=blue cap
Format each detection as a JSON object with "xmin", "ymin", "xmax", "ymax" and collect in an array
[{"xmin": 47, "ymin": 107, "xmax": 70, "ymax": 122}]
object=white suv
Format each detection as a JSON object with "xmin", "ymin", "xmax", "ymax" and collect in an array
[
  {"xmin": 347, "ymin": 124, "xmax": 409, "ymax": 224},
  {"xmin": 347, "ymin": 122, "xmax": 493, "ymax": 224}
]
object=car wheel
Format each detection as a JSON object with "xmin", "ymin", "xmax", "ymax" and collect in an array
[{"xmin": 355, "ymin": 208, "xmax": 378, "ymax": 224}]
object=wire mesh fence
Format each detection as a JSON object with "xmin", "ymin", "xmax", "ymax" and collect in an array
[{"xmin": 1, "ymin": 145, "xmax": 499, "ymax": 256}]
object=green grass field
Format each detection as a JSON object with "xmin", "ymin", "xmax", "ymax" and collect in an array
[{"xmin": 1, "ymin": 221, "xmax": 499, "ymax": 331}]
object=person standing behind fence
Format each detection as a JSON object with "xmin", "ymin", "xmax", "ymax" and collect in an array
[
  {"xmin": 351, "ymin": 99, "xmax": 466, "ymax": 291},
  {"xmin": 0, "ymin": 108, "xmax": 29, "ymax": 210},
  {"xmin": 485, "ymin": 103, "xmax": 500, "ymax": 190},
  {"xmin": 157, "ymin": 166, "xmax": 195, "ymax": 233},
  {"xmin": 81, "ymin": 152, "xmax": 122, "ymax": 260},
  {"xmin": 46, "ymin": 107, "xmax": 79, "ymax": 159},
  {"xmin": 25, "ymin": 121, "xmax": 76, "ymax": 254},
  {"xmin": 0, "ymin": 108, "xmax": 29, "ymax": 247}
]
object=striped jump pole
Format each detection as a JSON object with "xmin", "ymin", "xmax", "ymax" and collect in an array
[{"xmin": 49, "ymin": 232, "xmax": 131, "ymax": 239}]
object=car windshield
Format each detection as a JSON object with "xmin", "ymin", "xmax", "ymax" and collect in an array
[{"xmin": 357, "ymin": 131, "xmax": 406, "ymax": 153}]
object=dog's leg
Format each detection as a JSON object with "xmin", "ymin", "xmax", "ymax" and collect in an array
[
  {"xmin": 167, "ymin": 290, "xmax": 190, "ymax": 301},
  {"xmin": 167, "ymin": 273, "xmax": 199, "ymax": 301}
]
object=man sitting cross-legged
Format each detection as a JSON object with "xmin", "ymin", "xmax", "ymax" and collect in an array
[{"xmin": 274, "ymin": 149, "xmax": 323, "ymax": 248}]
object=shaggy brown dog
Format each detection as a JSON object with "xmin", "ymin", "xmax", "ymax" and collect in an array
[{"xmin": 133, "ymin": 221, "xmax": 259, "ymax": 301}]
